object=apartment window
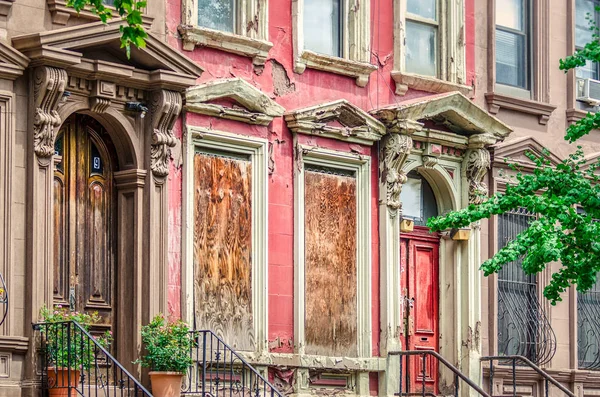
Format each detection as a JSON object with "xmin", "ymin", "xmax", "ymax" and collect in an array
[
  {"xmin": 405, "ymin": 0, "xmax": 438, "ymax": 77},
  {"xmin": 303, "ymin": 0, "xmax": 342, "ymax": 57},
  {"xmin": 292, "ymin": 0, "xmax": 375, "ymax": 87},
  {"xmin": 197, "ymin": 0, "xmax": 235, "ymax": 33},
  {"xmin": 576, "ymin": 0, "xmax": 600, "ymax": 80},
  {"xmin": 496, "ymin": 209, "xmax": 556, "ymax": 364},
  {"xmin": 495, "ymin": 0, "xmax": 530, "ymax": 89},
  {"xmin": 399, "ymin": 171, "xmax": 438, "ymax": 226}
]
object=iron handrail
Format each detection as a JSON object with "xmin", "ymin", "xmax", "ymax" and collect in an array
[
  {"xmin": 34, "ymin": 320, "xmax": 152, "ymax": 397},
  {"xmin": 481, "ymin": 355, "xmax": 574, "ymax": 397},
  {"xmin": 184, "ymin": 329, "xmax": 282, "ymax": 397},
  {"xmin": 390, "ymin": 350, "xmax": 491, "ymax": 397}
]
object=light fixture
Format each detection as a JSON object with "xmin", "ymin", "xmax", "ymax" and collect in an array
[
  {"xmin": 126, "ymin": 101, "xmax": 149, "ymax": 119},
  {"xmin": 61, "ymin": 91, "xmax": 71, "ymax": 102}
]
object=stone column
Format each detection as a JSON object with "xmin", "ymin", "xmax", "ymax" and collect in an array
[
  {"xmin": 378, "ymin": 120, "xmax": 422, "ymax": 397},
  {"xmin": 23, "ymin": 66, "xmax": 67, "ymax": 397}
]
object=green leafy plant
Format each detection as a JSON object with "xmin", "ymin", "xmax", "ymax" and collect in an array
[
  {"xmin": 64, "ymin": 0, "xmax": 148, "ymax": 58},
  {"xmin": 40, "ymin": 305, "xmax": 112, "ymax": 370},
  {"xmin": 135, "ymin": 314, "xmax": 193, "ymax": 374},
  {"xmin": 427, "ymin": 5, "xmax": 600, "ymax": 305}
]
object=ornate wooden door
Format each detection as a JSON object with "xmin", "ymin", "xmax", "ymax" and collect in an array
[
  {"xmin": 53, "ymin": 114, "xmax": 116, "ymax": 334},
  {"xmin": 401, "ymin": 226, "xmax": 439, "ymax": 394}
]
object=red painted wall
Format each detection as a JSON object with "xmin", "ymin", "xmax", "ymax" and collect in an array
[{"xmin": 165, "ymin": 0, "xmax": 476, "ymax": 358}]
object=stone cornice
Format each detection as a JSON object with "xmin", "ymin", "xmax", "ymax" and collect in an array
[
  {"xmin": 284, "ymin": 99, "xmax": 386, "ymax": 145},
  {"xmin": 485, "ymin": 92, "xmax": 557, "ymax": 125}
]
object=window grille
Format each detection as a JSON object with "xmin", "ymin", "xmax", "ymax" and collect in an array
[
  {"xmin": 497, "ymin": 208, "xmax": 556, "ymax": 364},
  {"xmin": 578, "ymin": 275, "xmax": 600, "ymax": 370}
]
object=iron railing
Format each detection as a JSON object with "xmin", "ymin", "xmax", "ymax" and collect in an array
[
  {"xmin": 34, "ymin": 321, "xmax": 152, "ymax": 397},
  {"xmin": 183, "ymin": 330, "xmax": 282, "ymax": 397},
  {"xmin": 481, "ymin": 355, "xmax": 575, "ymax": 397},
  {"xmin": 497, "ymin": 209, "xmax": 557, "ymax": 364},
  {"xmin": 390, "ymin": 351, "xmax": 490, "ymax": 397}
]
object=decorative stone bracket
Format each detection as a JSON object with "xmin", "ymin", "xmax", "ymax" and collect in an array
[
  {"xmin": 149, "ymin": 90, "xmax": 182, "ymax": 177},
  {"xmin": 465, "ymin": 147, "xmax": 491, "ymax": 204},
  {"xmin": 33, "ymin": 66, "xmax": 67, "ymax": 159}
]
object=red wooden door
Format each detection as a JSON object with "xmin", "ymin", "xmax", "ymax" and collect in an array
[{"xmin": 401, "ymin": 227, "xmax": 439, "ymax": 394}]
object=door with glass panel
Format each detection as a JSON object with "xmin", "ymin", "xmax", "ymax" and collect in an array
[{"xmin": 53, "ymin": 114, "xmax": 117, "ymax": 335}]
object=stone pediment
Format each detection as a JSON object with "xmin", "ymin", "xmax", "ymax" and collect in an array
[
  {"xmin": 284, "ymin": 100, "xmax": 386, "ymax": 145},
  {"xmin": 12, "ymin": 20, "xmax": 203, "ymax": 91},
  {"xmin": 491, "ymin": 136, "xmax": 562, "ymax": 170},
  {"xmin": 0, "ymin": 40, "xmax": 29, "ymax": 80},
  {"xmin": 185, "ymin": 78, "xmax": 285, "ymax": 126},
  {"xmin": 371, "ymin": 92, "xmax": 512, "ymax": 143}
]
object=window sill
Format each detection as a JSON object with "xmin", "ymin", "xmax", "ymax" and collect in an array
[
  {"xmin": 485, "ymin": 92, "xmax": 556, "ymax": 125},
  {"xmin": 178, "ymin": 25, "xmax": 273, "ymax": 66},
  {"xmin": 47, "ymin": 0, "xmax": 152, "ymax": 26},
  {"xmin": 390, "ymin": 71, "xmax": 472, "ymax": 97},
  {"xmin": 294, "ymin": 50, "xmax": 376, "ymax": 88}
]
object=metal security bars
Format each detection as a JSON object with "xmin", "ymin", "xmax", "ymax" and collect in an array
[
  {"xmin": 578, "ymin": 274, "xmax": 600, "ymax": 369},
  {"xmin": 391, "ymin": 350, "xmax": 490, "ymax": 397},
  {"xmin": 481, "ymin": 356, "xmax": 575, "ymax": 397},
  {"xmin": 183, "ymin": 330, "xmax": 282, "ymax": 397},
  {"xmin": 34, "ymin": 321, "xmax": 152, "ymax": 397},
  {"xmin": 497, "ymin": 209, "xmax": 556, "ymax": 365}
]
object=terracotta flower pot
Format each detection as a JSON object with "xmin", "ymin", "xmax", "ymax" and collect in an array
[
  {"xmin": 149, "ymin": 371, "xmax": 184, "ymax": 397},
  {"xmin": 47, "ymin": 367, "xmax": 80, "ymax": 397}
]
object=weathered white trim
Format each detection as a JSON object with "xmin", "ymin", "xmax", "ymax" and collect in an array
[
  {"xmin": 291, "ymin": 0, "xmax": 375, "ymax": 86},
  {"xmin": 183, "ymin": 127, "xmax": 269, "ymax": 354},
  {"xmin": 285, "ymin": 99, "xmax": 386, "ymax": 145},
  {"xmin": 186, "ymin": 78, "xmax": 285, "ymax": 126},
  {"xmin": 180, "ymin": 0, "xmax": 271, "ymax": 65},
  {"xmin": 392, "ymin": 0, "xmax": 468, "ymax": 96},
  {"xmin": 293, "ymin": 143, "xmax": 372, "ymax": 358}
]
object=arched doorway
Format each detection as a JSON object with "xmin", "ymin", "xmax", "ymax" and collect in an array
[
  {"xmin": 400, "ymin": 170, "xmax": 440, "ymax": 393},
  {"xmin": 52, "ymin": 114, "xmax": 117, "ymax": 336}
]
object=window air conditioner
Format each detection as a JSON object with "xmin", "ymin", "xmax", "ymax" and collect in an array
[{"xmin": 577, "ymin": 78, "xmax": 600, "ymax": 106}]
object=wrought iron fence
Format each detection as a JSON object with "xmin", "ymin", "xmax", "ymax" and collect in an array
[
  {"xmin": 183, "ymin": 330, "xmax": 282, "ymax": 397},
  {"xmin": 481, "ymin": 355, "xmax": 575, "ymax": 397},
  {"xmin": 497, "ymin": 209, "xmax": 556, "ymax": 365},
  {"xmin": 34, "ymin": 321, "xmax": 151, "ymax": 397},
  {"xmin": 390, "ymin": 351, "xmax": 490, "ymax": 397}
]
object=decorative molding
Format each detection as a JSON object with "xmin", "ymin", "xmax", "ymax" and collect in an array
[
  {"xmin": 371, "ymin": 92, "xmax": 512, "ymax": 140},
  {"xmin": 485, "ymin": 92, "xmax": 557, "ymax": 125},
  {"xmin": 185, "ymin": 78, "xmax": 285, "ymax": 126},
  {"xmin": 149, "ymin": 90, "xmax": 182, "ymax": 177},
  {"xmin": 89, "ymin": 97, "xmax": 111, "ymax": 113},
  {"xmin": 0, "ymin": 0, "xmax": 14, "ymax": 18},
  {"xmin": 285, "ymin": 100, "xmax": 386, "ymax": 145},
  {"xmin": 491, "ymin": 136, "xmax": 562, "ymax": 173},
  {"xmin": 422, "ymin": 155, "xmax": 439, "ymax": 169},
  {"xmin": 465, "ymin": 148, "xmax": 491, "ymax": 204},
  {"xmin": 391, "ymin": 71, "xmax": 472, "ymax": 97},
  {"xmin": 0, "ymin": 40, "xmax": 28, "ymax": 81},
  {"xmin": 294, "ymin": 50, "xmax": 377, "ymax": 88},
  {"xmin": 32, "ymin": 66, "xmax": 67, "ymax": 159},
  {"xmin": 566, "ymin": 108, "xmax": 589, "ymax": 124},
  {"xmin": 292, "ymin": 0, "xmax": 374, "ymax": 87},
  {"xmin": 178, "ymin": 25, "xmax": 272, "ymax": 65},
  {"xmin": 380, "ymin": 133, "xmax": 413, "ymax": 216},
  {"xmin": 46, "ymin": 0, "xmax": 153, "ymax": 26},
  {"xmin": 0, "ymin": 336, "xmax": 28, "ymax": 352}
]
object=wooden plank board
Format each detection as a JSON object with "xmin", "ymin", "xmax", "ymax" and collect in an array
[
  {"xmin": 193, "ymin": 152, "xmax": 254, "ymax": 350},
  {"xmin": 304, "ymin": 169, "xmax": 357, "ymax": 357}
]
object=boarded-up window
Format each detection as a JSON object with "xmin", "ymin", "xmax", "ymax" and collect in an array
[
  {"xmin": 193, "ymin": 151, "xmax": 254, "ymax": 350},
  {"xmin": 304, "ymin": 166, "xmax": 357, "ymax": 357}
]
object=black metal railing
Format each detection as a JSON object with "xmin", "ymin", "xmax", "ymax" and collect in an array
[
  {"xmin": 390, "ymin": 351, "xmax": 490, "ymax": 397},
  {"xmin": 34, "ymin": 321, "xmax": 152, "ymax": 397},
  {"xmin": 578, "ymin": 277, "xmax": 600, "ymax": 370},
  {"xmin": 183, "ymin": 330, "xmax": 282, "ymax": 397},
  {"xmin": 481, "ymin": 355, "xmax": 575, "ymax": 397}
]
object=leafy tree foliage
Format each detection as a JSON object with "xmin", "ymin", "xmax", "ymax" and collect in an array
[
  {"xmin": 65, "ymin": 0, "xmax": 147, "ymax": 58},
  {"xmin": 427, "ymin": 10, "xmax": 600, "ymax": 305}
]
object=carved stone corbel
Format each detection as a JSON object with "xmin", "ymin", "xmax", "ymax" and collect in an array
[
  {"xmin": 380, "ymin": 132, "xmax": 413, "ymax": 217},
  {"xmin": 149, "ymin": 90, "xmax": 182, "ymax": 177},
  {"xmin": 465, "ymin": 148, "xmax": 491, "ymax": 204},
  {"xmin": 33, "ymin": 66, "xmax": 67, "ymax": 159}
]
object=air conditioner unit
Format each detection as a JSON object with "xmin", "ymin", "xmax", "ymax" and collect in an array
[{"xmin": 577, "ymin": 78, "xmax": 600, "ymax": 106}]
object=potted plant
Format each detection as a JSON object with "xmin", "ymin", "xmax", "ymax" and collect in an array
[
  {"xmin": 39, "ymin": 305, "xmax": 112, "ymax": 397},
  {"xmin": 136, "ymin": 314, "xmax": 193, "ymax": 397}
]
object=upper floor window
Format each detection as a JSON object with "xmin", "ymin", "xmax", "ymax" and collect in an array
[
  {"xmin": 303, "ymin": 0, "xmax": 342, "ymax": 57},
  {"xmin": 576, "ymin": 0, "xmax": 600, "ymax": 80},
  {"xmin": 405, "ymin": 0, "xmax": 438, "ymax": 77},
  {"xmin": 495, "ymin": 0, "xmax": 531, "ymax": 90},
  {"xmin": 198, "ymin": 0, "xmax": 236, "ymax": 33}
]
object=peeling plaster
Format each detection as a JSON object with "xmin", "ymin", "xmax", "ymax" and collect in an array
[{"xmin": 271, "ymin": 59, "xmax": 296, "ymax": 97}]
